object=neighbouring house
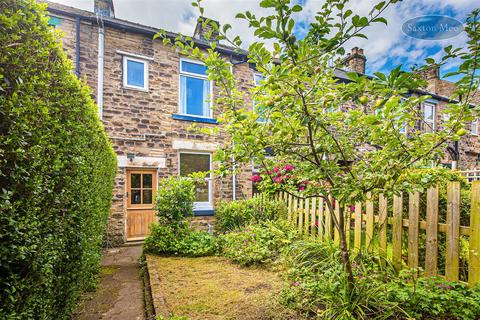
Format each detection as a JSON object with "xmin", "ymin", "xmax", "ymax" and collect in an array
[{"xmin": 42, "ymin": 0, "xmax": 479, "ymax": 246}]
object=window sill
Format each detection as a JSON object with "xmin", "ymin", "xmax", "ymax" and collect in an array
[
  {"xmin": 122, "ymin": 85, "xmax": 149, "ymax": 92},
  {"xmin": 172, "ymin": 114, "xmax": 217, "ymax": 124},
  {"xmin": 194, "ymin": 209, "xmax": 215, "ymax": 216}
]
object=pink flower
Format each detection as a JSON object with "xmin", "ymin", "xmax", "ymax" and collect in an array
[
  {"xmin": 273, "ymin": 176, "xmax": 286, "ymax": 184},
  {"xmin": 273, "ymin": 166, "xmax": 280, "ymax": 173},
  {"xmin": 251, "ymin": 175, "xmax": 261, "ymax": 183},
  {"xmin": 284, "ymin": 164, "xmax": 295, "ymax": 172},
  {"xmin": 298, "ymin": 185, "xmax": 306, "ymax": 191}
]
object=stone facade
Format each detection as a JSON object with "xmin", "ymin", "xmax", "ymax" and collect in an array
[
  {"xmin": 44, "ymin": 1, "xmax": 479, "ymax": 246},
  {"xmin": 45, "ymin": 1, "xmax": 253, "ymax": 245}
]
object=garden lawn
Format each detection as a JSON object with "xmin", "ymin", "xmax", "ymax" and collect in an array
[{"xmin": 147, "ymin": 255, "xmax": 298, "ymax": 320}]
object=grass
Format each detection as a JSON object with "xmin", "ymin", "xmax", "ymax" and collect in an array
[{"xmin": 148, "ymin": 255, "xmax": 299, "ymax": 320}]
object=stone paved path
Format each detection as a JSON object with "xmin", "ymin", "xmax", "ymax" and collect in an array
[{"xmin": 73, "ymin": 245, "xmax": 144, "ymax": 320}]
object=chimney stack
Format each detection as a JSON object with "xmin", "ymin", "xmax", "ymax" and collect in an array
[
  {"xmin": 193, "ymin": 16, "xmax": 220, "ymax": 42},
  {"xmin": 343, "ymin": 47, "xmax": 367, "ymax": 74},
  {"xmin": 94, "ymin": 0, "xmax": 115, "ymax": 18},
  {"xmin": 420, "ymin": 64, "xmax": 440, "ymax": 81}
]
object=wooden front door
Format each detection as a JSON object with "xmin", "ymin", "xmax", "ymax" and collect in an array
[{"xmin": 126, "ymin": 169, "xmax": 157, "ymax": 240}]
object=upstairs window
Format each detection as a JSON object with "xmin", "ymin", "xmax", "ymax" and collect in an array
[
  {"xmin": 123, "ymin": 56, "xmax": 148, "ymax": 90},
  {"xmin": 472, "ymin": 118, "xmax": 478, "ymax": 135},
  {"xmin": 423, "ymin": 102, "xmax": 436, "ymax": 132},
  {"xmin": 179, "ymin": 59, "xmax": 212, "ymax": 118}
]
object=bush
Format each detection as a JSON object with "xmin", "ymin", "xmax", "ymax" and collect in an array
[
  {"xmin": 144, "ymin": 224, "xmax": 218, "ymax": 257},
  {"xmin": 215, "ymin": 197, "xmax": 288, "ymax": 233},
  {"xmin": 0, "ymin": 1, "xmax": 117, "ymax": 319},
  {"xmin": 279, "ymin": 241, "xmax": 398, "ymax": 320},
  {"xmin": 220, "ymin": 220, "xmax": 297, "ymax": 266},
  {"xmin": 156, "ymin": 177, "xmax": 195, "ymax": 227},
  {"xmin": 388, "ymin": 272, "xmax": 480, "ymax": 320}
]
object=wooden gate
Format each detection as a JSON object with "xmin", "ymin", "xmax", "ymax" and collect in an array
[{"xmin": 126, "ymin": 169, "xmax": 157, "ymax": 240}]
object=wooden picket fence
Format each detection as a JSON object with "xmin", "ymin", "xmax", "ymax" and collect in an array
[{"xmin": 272, "ymin": 181, "xmax": 480, "ymax": 287}]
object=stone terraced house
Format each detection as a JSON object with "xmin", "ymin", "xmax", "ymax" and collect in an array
[{"xmin": 43, "ymin": 0, "xmax": 480, "ymax": 246}]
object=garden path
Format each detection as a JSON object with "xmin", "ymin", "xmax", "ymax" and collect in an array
[{"xmin": 73, "ymin": 245, "xmax": 144, "ymax": 320}]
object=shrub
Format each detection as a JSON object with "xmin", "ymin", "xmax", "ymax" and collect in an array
[
  {"xmin": 388, "ymin": 272, "xmax": 480, "ymax": 320},
  {"xmin": 279, "ymin": 241, "xmax": 398, "ymax": 320},
  {"xmin": 215, "ymin": 197, "xmax": 288, "ymax": 233},
  {"xmin": 220, "ymin": 220, "xmax": 297, "ymax": 266},
  {"xmin": 144, "ymin": 224, "xmax": 218, "ymax": 257},
  {"xmin": 156, "ymin": 177, "xmax": 195, "ymax": 228},
  {"xmin": 0, "ymin": 1, "xmax": 117, "ymax": 319}
]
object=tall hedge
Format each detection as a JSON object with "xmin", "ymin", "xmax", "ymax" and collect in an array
[{"xmin": 0, "ymin": 1, "xmax": 117, "ymax": 318}]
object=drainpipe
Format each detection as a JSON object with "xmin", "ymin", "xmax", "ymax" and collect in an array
[
  {"xmin": 97, "ymin": 17, "xmax": 105, "ymax": 119},
  {"xmin": 75, "ymin": 17, "xmax": 80, "ymax": 77}
]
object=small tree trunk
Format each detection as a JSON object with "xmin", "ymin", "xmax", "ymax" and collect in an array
[
  {"xmin": 338, "ymin": 205, "xmax": 355, "ymax": 293},
  {"xmin": 324, "ymin": 199, "xmax": 355, "ymax": 293}
]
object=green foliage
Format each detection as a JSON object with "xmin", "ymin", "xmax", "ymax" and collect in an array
[
  {"xmin": 144, "ymin": 224, "xmax": 218, "ymax": 257},
  {"xmin": 279, "ymin": 241, "xmax": 398, "ymax": 320},
  {"xmin": 156, "ymin": 177, "xmax": 196, "ymax": 228},
  {"xmin": 0, "ymin": 1, "xmax": 117, "ymax": 319},
  {"xmin": 388, "ymin": 271, "xmax": 480, "ymax": 320},
  {"xmin": 215, "ymin": 197, "xmax": 288, "ymax": 233},
  {"xmin": 220, "ymin": 220, "xmax": 297, "ymax": 266}
]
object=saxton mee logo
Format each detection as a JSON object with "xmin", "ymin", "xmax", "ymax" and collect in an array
[{"xmin": 402, "ymin": 15, "xmax": 464, "ymax": 40}]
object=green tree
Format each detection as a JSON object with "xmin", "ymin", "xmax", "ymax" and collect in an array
[{"xmin": 158, "ymin": 0, "xmax": 479, "ymax": 293}]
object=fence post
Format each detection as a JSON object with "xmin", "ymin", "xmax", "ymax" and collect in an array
[
  {"xmin": 408, "ymin": 191, "xmax": 420, "ymax": 270},
  {"xmin": 310, "ymin": 197, "xmax": 317, "ymax": 238},
  {"xmin": 425, "ymin": 186, "xmax": 439, "ymax": 277},
  {"xmin": 446, "ymin": 181, "xmax": 460, "ymax": 281},
  {"xmin": 287, "ymin": 193, "xmax": 293, "ymax": 222},
  {"xmin": 354, "ymin": 202, "xmax": 362, "ymax": 250},
  {"xmin": 292, "ymin": 196, "xmax": 298, "ymax": 226},
  {"xmin": 318, "ymin": 197, "xmax": 324, "ymax": 241},
  {"xmin": 325, "ymin": 196, "xmax": 333, "ymax": 241},
  {"xmin": 365, "ymin": 193, "xmax": 374, "ymax": 251},
  {"xmin": 469, "ymin": 181, "xmax": 480, "ymax": 287},
  {"xmin": 298, "ymin": 198, "xmax": 304, "ymax": 237},
  {"xmin": 345, "ymin": 205, "xmax": 351, "ymax": 249},
  {"xmin": 304, "ymin": 198, "xmax": 310, "ymax": 236},
  {"xmin": 392, "ymin": 193, "xmax": 403, "ymax": 270},
  {"xmin": 334, "ymin": 200, "xmax": 340, "ymax": 245},
  {"xmin": 379, "ymin": 194, "xmax": 388, "ymax": 257}
]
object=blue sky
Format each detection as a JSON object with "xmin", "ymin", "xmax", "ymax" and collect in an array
[{"xmin": 51, "ymin": 0, "xmax": 477, "ymax": 80}]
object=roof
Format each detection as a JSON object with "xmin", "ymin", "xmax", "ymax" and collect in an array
[{"xmin": 42, "ymin": 0, "xmax": 248, "ymax": 60}]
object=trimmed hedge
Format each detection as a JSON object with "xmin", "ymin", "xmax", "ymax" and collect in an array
[{"xmin": 0, "ymin": 1, "xmax": 117, "ymax": 319}]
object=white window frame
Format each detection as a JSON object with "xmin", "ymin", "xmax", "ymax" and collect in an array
[
  {"xmin": 472, "ymin": 118, "xmax": 478, "ymax": 136},
  {"xmin": 178, "ymin": 58, "xmax": 213, "ymax": 119},
  {"xmin": 423, "ymin": 102, "xmax": 436, "ymax": 132},
  {"xmin": 178, "ymin": 151, "xmax": 213, "ymax": 211},
  {"xmin": 123, "ymin": 55, "xmax": 149, "ymax": 91}
]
